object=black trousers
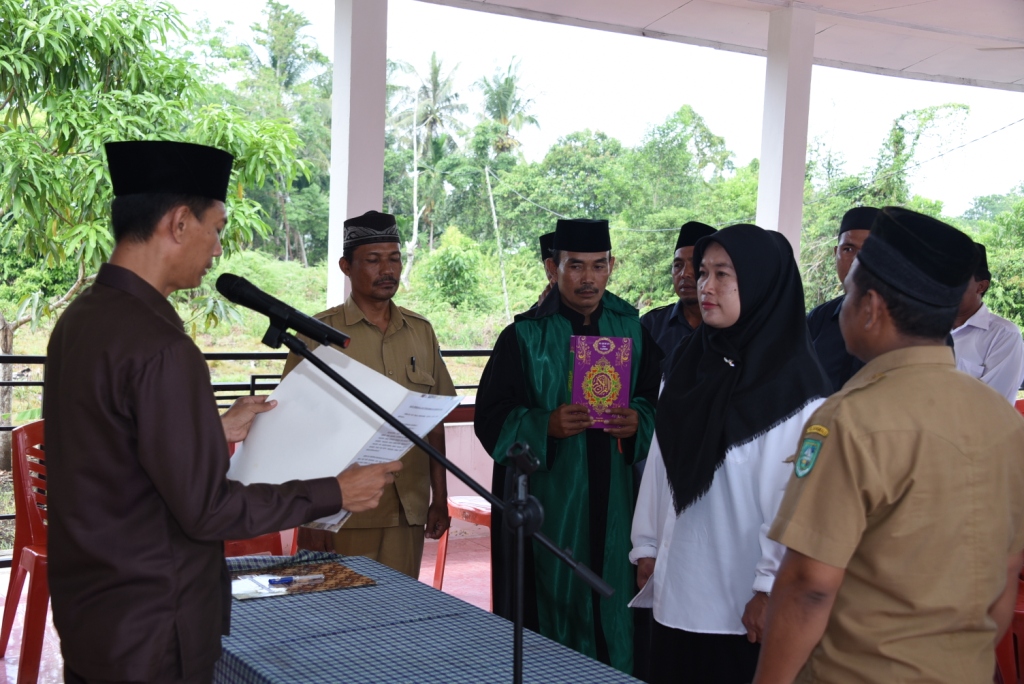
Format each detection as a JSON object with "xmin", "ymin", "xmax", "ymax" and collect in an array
[{"xmin": 650, "ymin": 620, "xmax": 761, "ymax": 684}]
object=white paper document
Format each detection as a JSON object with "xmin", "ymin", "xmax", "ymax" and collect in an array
[
  {"xmin": 227, "ymin": 345, "xmax": 462, "ymax": 531},
  {"xmin": 353, "ymin": 393, "xmax": 464, "ymax": 464},
  {"xmin": 628, "ymin": 578, "xmax": 654, "ymax": 609},
  {"xmin": 231, "ymin": 575, "xmax": 288, "ymax": 600}
]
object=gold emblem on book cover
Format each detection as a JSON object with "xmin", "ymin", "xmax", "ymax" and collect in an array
[{"xmin": 582, "ymin": 358, "xmax": 622, "ymax": 410}]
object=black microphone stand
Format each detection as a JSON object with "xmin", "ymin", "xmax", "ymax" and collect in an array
[
  {"xmin": 503, "ymin": 443, "xmax": 543, "ymax": 684},
  {"xmin": 260, "ymin": 323, "xmax": 614, "ymax": 684}
]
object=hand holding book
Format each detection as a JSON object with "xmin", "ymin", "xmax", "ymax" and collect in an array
[
  {"xmin": 600, "ymin": 406, "xmax": 639, "ymax": 439},
  {"xmin": 547, "ymin": 403, "xmax": 594, "ymax": 438}
]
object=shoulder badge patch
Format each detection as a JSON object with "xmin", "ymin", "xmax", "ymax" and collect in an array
[
  {"xmin": 795, "ymin": 438, "xmax": 822, "ymax": 478},
  {"xmin": 805, "ymin": 424, "xmax": 829, "ymax": 438}
]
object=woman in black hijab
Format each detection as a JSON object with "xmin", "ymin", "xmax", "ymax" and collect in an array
[{"xmin": 630, "ymin": 224, "xmax": 830, "ymax": 684}]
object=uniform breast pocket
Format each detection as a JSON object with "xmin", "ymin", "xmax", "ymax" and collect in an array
[{"xmin": 406, "ymin": 364, "xmax": 435, "ymax": 391}]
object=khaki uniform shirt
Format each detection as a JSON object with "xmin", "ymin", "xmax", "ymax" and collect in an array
[
  {"xmin": 282, "ymin": 297, "xmax": 456, "ymax": 528},
  {"xmin": 770, "ymin": 345, "xmax": 1024, "ymax": 684}
]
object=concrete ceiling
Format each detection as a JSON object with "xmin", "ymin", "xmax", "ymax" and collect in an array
[{"xmin": 417, "ymin": 0, "xmax": 1024, "ymax": 92}]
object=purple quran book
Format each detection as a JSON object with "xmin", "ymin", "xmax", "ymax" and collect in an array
[{"xmin": 570, "ymin": 335, "xmax": 632, "ymax": 429}]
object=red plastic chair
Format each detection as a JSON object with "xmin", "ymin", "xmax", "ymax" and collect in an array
[
  {"xmin": 999, "ymin": 402, "xmax": 1024, "ymax": 681},
  {"xmin": 996, "ymin": 575, "xmax": 1024, "ymax": 684},
  {"xmin": 224, "ymin": 530, "xmax": 297, "ymax": 558},
  {"xmin": 432, "ymin": 496, "xmax": 491, "ymax": 608},
  {"xmin": 0, "ymin": 420, "xmax": 49, "ymax": 684}
]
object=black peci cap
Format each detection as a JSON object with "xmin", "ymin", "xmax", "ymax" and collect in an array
[
  {"xmin": 552, "ymin": 218, "xmax": 612, "ymax": 253},
  {"xmin": 105, "ymin": 141, "xmax": 234, "ymax": 202},
  {"xmin": 538, "ymin": 232, "xmax": 555, "ymax": 262},
  {"xmin": 675, "ymin": 221, "xmax": 716, "ymax": 251},
  {"xmin": 343, "ymin": 210, "xmax": 400, "ymax": 248},
  {"xmin": 856, "ymin": 207, "xmax": 977, "ymax": 308},
  {"xmin": 839, "ymin": 206, "xmax": 880, "ymax": 236}
]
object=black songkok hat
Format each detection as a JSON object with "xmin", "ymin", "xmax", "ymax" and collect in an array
[
  {"xmin": 856, "ymin": 207, "xmax": 977, "ymax": 308},
  {"xmin": 105, "ymin": 141, "xmax": 234, "ymax": 202},
  {"xmin": 974, "ymin": 242, "xmax": 992, "ymax": 281},
  {"xmin": 675, "ymin": 221, "xmax": 716, "ymax": 251},
  {"xmin": 552, "ymin": 218, "xmax": 612, "ymax": 253},
  {"xmin": 538, "ymin": 232, "xmax": 555, "ymax": 262},
  {"xmin": 839, "ymin": 206, "xmax": 880, "ymax": 236},
  {"xmin": 343, "ymin": 210, "xmax": 400, "ymax": 248}
]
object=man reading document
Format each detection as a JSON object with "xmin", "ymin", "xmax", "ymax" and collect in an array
[{"xmin": 45, "ymin": 140, "xmax": 400, "ymax": 684}]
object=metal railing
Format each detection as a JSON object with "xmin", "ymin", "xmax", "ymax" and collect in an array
[{"xmin": 0, "ymin": 349, "xmax": 490, "ymax": 426}]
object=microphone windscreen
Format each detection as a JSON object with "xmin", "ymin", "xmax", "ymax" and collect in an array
[{"xmin": 216, "ymin": 273, "xmax": 246, "ymax": 304}]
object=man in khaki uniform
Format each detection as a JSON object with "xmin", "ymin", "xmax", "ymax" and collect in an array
[
  {"xmin": 754, "ymin": 207, "xmax": 1024, "ymax": 684},
  {"xmin": 282, "ymin": 210, "xmax": 456, "ymax": 578}
]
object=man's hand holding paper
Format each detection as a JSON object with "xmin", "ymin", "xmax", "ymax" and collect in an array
[
  {"xmin": 337, "ymin": 461, "xmax": 403, "ymax": 512},
  {"xmin": 227, "ymin": 345, "xmax": 462, "ymax": 532},
  {"xmin": 221, "ymin": 395, "xmax": 278, "ymax": 444}
]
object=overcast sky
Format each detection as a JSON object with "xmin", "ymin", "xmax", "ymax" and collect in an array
[{"xmin": 170, "ymin": 0, "xmax": 1024, "ymax": 217}]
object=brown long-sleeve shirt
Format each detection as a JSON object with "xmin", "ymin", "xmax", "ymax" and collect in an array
[{"xmin": 44, "ymin": 264, "xmax": 342, "ymax": 681}]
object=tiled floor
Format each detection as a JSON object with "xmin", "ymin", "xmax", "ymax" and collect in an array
[
  {"xmin": 0, "ymin": 569, "xmax": 63, "ymax": 684},
  {"xmin": 418, "ymin": 532, "xmax": 493, "ymax": 612},
  {"xmin": 0, "ymin": 531, "xmax": 492, "ymax": 684}
]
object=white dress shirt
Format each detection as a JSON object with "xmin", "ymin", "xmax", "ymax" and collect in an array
[
  {"xmin": 630, "ymin": 399, "xmax": 824, "ymax": 634},
  {"xmin": 952, "ymin": 303, "xmax": 1024, "ymax": 404}
]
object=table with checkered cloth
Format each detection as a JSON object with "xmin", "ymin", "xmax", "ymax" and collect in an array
[{"xmin": 216, "ymin": 551, "xmax": 639, "ymax": 684}]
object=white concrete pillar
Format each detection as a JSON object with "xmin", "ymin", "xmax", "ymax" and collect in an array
[
  {"xmin": 327, "ymin": 0, "xmax": 388, "ymax": 307},
  {"xmin": 755, "ymin": 6, "xmax": 816, "ymax": 254}
]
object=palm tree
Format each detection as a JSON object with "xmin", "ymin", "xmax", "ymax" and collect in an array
[
  {"xmin": 475, "ymin": 59, "xmax": 539, "ymax": 154},
  {"xmin": 394, "ymin": 54, "xmax": 468, "ymax": 267},
  {"xmin": 385, "ymin": 58, "xmax": 414, "ymax": 121},
  {"xmin": 390, "ymin": 53, "xmax": 466, "ymax": 157},
  {"xmin": 416, "ymin": 53, "xmax": 467, "ymax": 151}
]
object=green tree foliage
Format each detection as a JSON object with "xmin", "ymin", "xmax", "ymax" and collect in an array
[
  {"xmin": 798, "ymin": 104, "xmax": 967, "ymax": 309},
  {"xmin": 0, "ymin": 0, "xmax": 310, "ymax": 465},
  {"xmin": 384, "ymin": 59, "xmax": 414, "ymax": 233},
  {"xmin": 219, "ymin": 0, "xmax": 326, "ymax": 265},
  {"xmin": 424, "ymin": 227, "xmax": 481, "ymax": 308},
  {"xmin": 962, "ymin": 185, "xmax": 1024, "ymax": 223},
  {"xmin": 968, "ymin": 194, "xmax": 1024, "ymax": 326},
  {"xmin": 865, "ymin": 105, "xmax": 968, "ymax": 206},
  {"xmin": 0, "ymin": 0, "xmax": 304, "ymax": 333},
  {"xmin": 621, "ymin": 105, "xmax": 733, "ymax": 226}
]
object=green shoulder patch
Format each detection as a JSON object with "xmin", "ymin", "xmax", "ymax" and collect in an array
[{"xmin": 795, "ymin": 438, "xmax": 822, "ymax": 478}]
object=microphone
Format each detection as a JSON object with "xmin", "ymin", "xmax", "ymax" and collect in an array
[{"xmin": 216, "ymin": 273, "xmax": 350, "ymax": 349}]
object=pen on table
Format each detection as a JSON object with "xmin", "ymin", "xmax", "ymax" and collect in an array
[
  {"xmin": 411, "ymin": 356, "xmax": 416, "ymax": 372},
  {"xmin": 268, "ymin": 574, "xmax": 325, "ymax": 586}
]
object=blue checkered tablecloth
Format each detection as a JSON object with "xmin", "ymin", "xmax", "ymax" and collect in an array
[{"xmin": 215, "ymin": 551, "xmax": 639, "ymax": 684}]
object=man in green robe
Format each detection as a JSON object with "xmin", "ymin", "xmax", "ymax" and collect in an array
[{"xmin": 475, "ymin": 218, "xmax": 662, "ymax": 674}]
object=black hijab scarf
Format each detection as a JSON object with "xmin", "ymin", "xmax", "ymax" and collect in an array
[{"xmin": 655, "ymin": 224, "xmax": 831, "ymax": 514}]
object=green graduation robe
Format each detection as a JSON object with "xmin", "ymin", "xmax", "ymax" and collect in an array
[{"xmin": 475, "ymin": 288, "xmax": 661, "ymax": 674}]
